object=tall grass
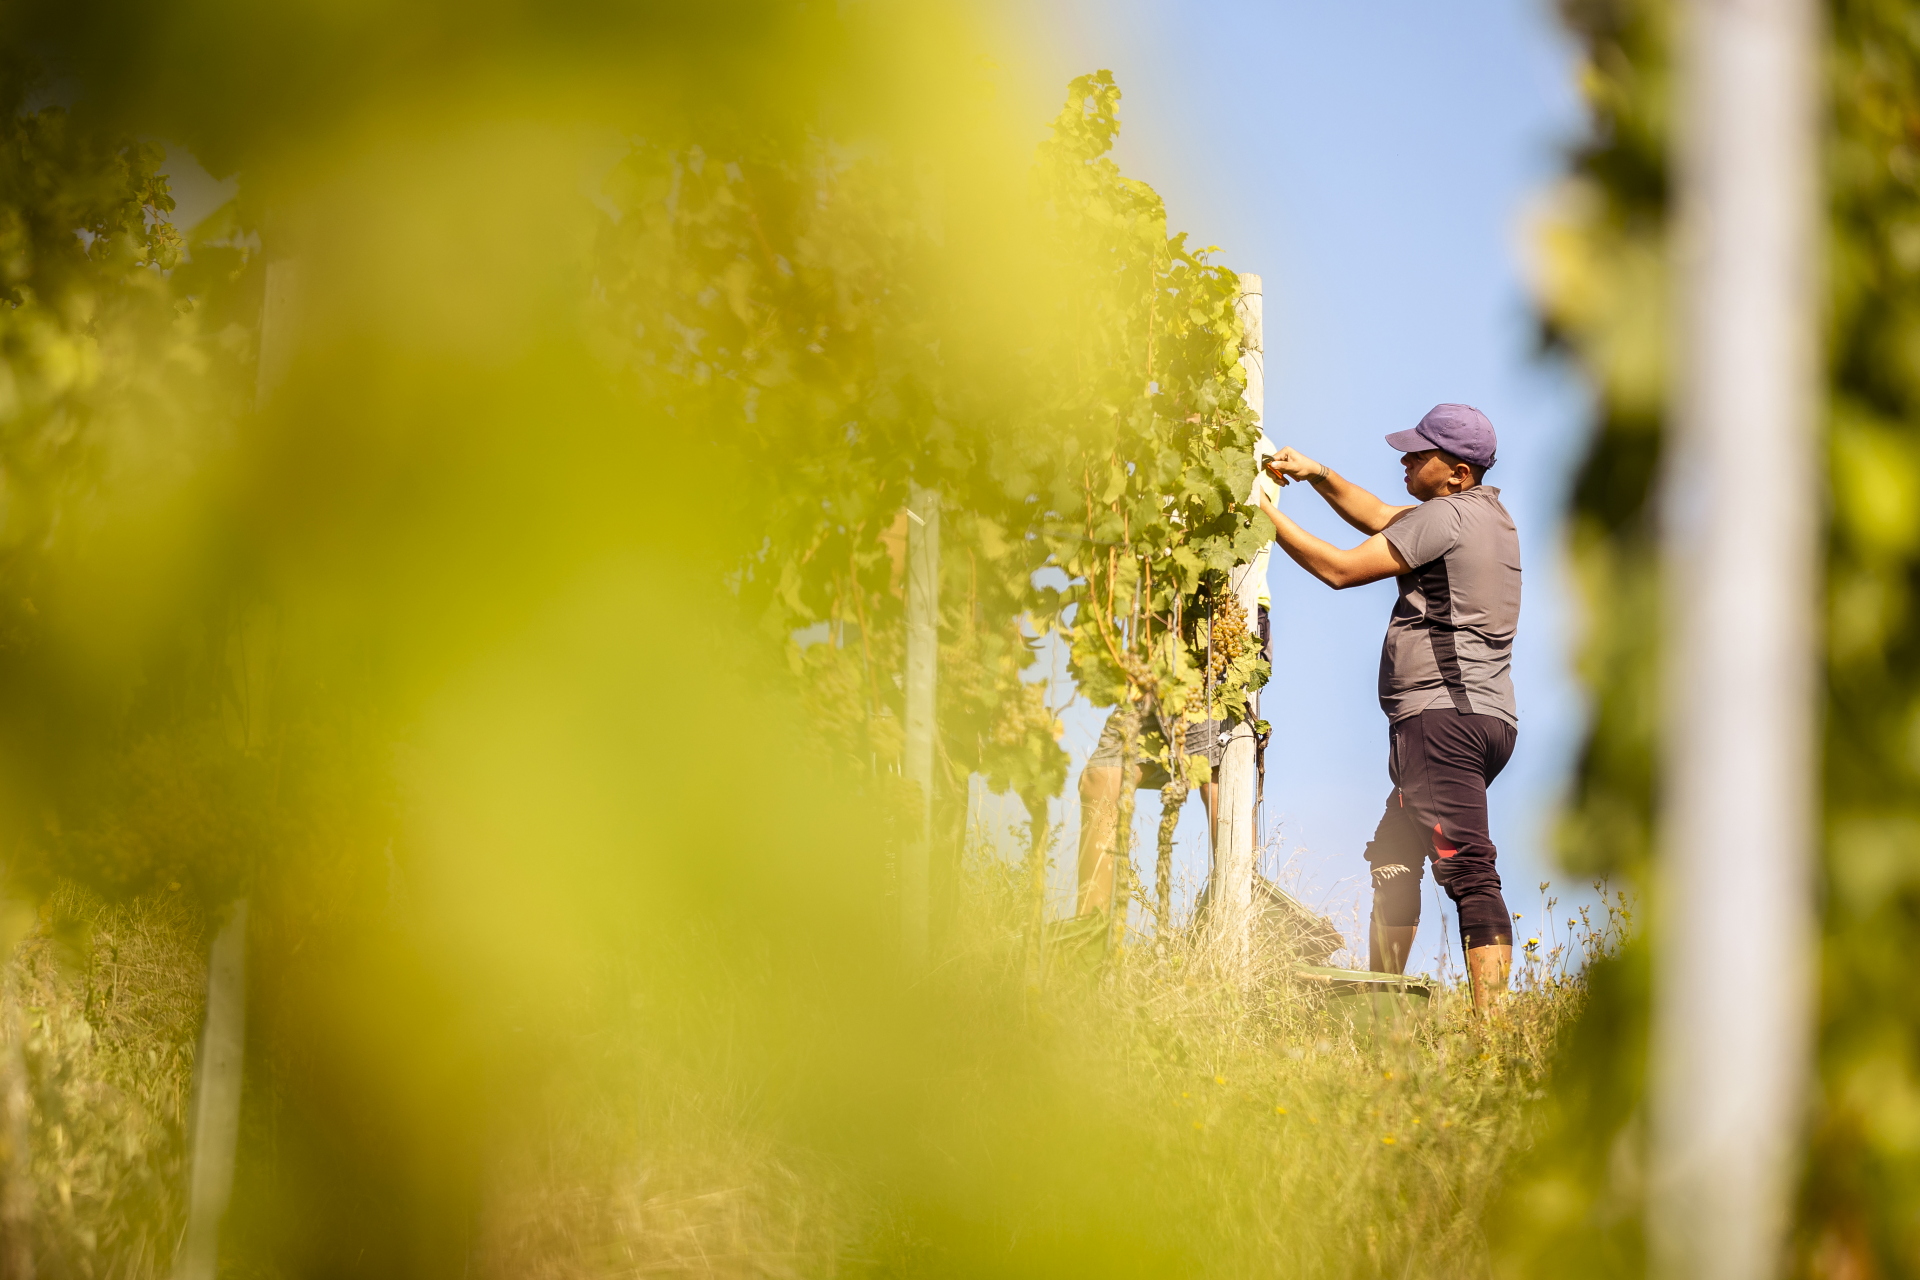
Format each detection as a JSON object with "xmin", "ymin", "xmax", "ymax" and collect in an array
[
  {"xmin": 8, "ymin": 861, "xmax": 1626, "ymax": 1280},
  {"xmin": 470, "ymin": 844, "xmax": 1625, "ymax": 1280},
  {"xmin": 6, "ymin": 886, "xmax": 206, "ymax": 1279}
]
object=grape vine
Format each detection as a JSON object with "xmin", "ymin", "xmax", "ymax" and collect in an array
[{"xmin": 592, "ymin": 70, "xmax": 1270, "ymax": 938}]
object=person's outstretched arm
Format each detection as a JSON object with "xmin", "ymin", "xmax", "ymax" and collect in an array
[
  {"xmin": 1262, "ymin": 447, "xmax": 1412, "ymax": 535},
  {"xmin": 1256, "ymin": 492, "xmax": 1409, "ymax": 590}
]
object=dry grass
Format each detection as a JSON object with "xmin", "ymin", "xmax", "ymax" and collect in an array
[
  {"xmin": 974, "ymin": 858, "xmax": 1620, "ymax": 1278},
  {"xmin": 472, "ymin": 852, "xmax": 1624, "ymax": 1280},
  {"xmin": 8, "ymin": 884, "xmax": 207, "ymax": 1280},
  {"xmin": 481, "ymin": 1124, "xmax": 860, "ymax": 1280},
  {"xmin": 7, "ymin": 865, "xmax": 1623, "ymax": 1280}
]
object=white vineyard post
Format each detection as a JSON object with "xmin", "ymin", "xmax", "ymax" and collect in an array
[
  {"xmin": 1209, "ymin": 273, "xmax": 1265, "ymax": 968},
  {"xmin": 175, "ymin": 255, "xmax": 300, "ymax": 1280},
  {"xmin": 1653, "ymin": 1, "xmax": 1821, "ymax": 1277},
  {"xmin": 902, "ymin": 482, "xmax": 941, "ymax": 966}
]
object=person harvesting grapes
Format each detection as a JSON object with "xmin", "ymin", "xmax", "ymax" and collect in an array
[{"xmin": 1257, "ymin": 404, "xmax": 1519, "ymax": 1014}]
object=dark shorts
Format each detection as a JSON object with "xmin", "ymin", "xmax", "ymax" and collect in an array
[
  {"xmin": 1364, "ymin": 706, "xmax": 1517, "ymax": 950},
  {"xmin": 1086, "ymin": 705, "xmax": 1228, "ymax": 791},
  {"xmin": 1086, "ymin": 606, "xmax": 1272, "ymax": 791}
]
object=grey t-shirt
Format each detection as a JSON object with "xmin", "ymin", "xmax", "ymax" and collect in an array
[{"xmin": 1378, "ymin": 485, "xmax": 1520, "ymax": 726}]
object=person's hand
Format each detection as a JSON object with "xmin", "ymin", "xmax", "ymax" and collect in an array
[{"xmin": 1263, "ymin": 446, "xmax": 1326, "ymax": 487}]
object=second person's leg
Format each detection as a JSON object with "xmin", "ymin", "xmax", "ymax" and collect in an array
[{"xmin": 1075, "ymin": 763, "xmax": 1124, "ymax": 915}]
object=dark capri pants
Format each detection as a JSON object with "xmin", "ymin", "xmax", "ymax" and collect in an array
[{"xmin": 1364, "ymin": 706, "xmax": 1516, "ymax": 951}]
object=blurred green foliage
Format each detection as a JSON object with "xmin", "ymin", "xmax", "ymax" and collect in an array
[
  {"xmin": 1494, "ymin": 0, "xmax": 1920, "ymax": 1275},
  {"xmin": 0, "ymin": 0, "xmax": 1288, "ymax": 1274},
  {"xmin": 1484, "ymin": 2, "xmax": 1665, "ymax": 1268},
  {"xmin": 1813, "ymin": 2, "xmax": 1920, "ymax": 1271},
  {"xmin": 0, "ymin": 53, "xmax": 263, "ymax": 906}
]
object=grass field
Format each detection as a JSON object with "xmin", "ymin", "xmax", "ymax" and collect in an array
[{"xmin": 7, "ymin": 859, "xmax": 1624, "ymax": 1280}]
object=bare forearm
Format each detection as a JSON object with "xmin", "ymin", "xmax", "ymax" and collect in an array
[
  {"xmin": 1257, "ymin": 499, "xmax": 1406, "ymax": 589},
  {"xmin": 1304, "ymin": 467, "xmax": 1405, "ymax": 535},
  {"xmin": 1269, "ymin": 510, "xmax": 1350, "ymax": 588}
]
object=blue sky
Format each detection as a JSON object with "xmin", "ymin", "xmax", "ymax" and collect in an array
[{"xmin": 988, "ymin": 0, "xmax": 1599, "ymax": 975}]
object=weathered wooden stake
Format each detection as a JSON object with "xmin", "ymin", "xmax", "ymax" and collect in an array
[
  {"xmin": 0, "ymin": 959, "xmax": 31, "ymax": 1280},
  {"xmin": 176, "ymin": 902, "xmax": 249, "ymax": 1280},
  {"xmin": 1653, "ymin": 2, "xmax": 1820, "ymax": 1276},
  {"xmin": 175, "ymin": 255, "xmax": 300, "ymax": 1280},
  {"xmin": 902, "ymin": 482, "xmax": 940, "ymax": 966},
  {"xmin": 1208, "ymin": 274, "xmax": 1265, "ymax": 967}
]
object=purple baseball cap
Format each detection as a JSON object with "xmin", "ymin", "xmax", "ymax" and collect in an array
[{"xmin": 1385, "ymin": 404, "xmax": 1497, "ymax": 469}]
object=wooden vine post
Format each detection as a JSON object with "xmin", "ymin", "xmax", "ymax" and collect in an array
[
  {"xmin": 177, "ymin": 901, "xmax": 249, "ymax": 1280},
  {"xmin": 1207, "ymin": 273, "xmax": 1265, "ymax": 968},
  {"xmin": 0, "ymin": 923, "xmax": 30, "ymax": 1280},
  {"xmin": 176, "ymin": 255, "xmax": 300, "ymax": 1280},
  {"xmin": 901, "ymin": 482, "xmax": 940, "ymax": 966}
]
